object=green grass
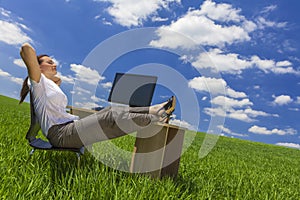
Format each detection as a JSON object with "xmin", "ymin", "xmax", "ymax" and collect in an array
[{"xmin": 0, "ymin": 94, "xmax": 299, "ymax": 199}]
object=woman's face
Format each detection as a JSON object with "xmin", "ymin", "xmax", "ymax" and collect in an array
[{"xmin": 39, "ymin": 56, "xmax": 57, "ymax": 78}]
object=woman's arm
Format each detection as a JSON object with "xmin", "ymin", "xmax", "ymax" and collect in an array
[{"xmin": 20, "ymin": 43, "xmax": 41, "ymax": 82}]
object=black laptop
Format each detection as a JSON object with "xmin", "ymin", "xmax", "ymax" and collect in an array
[{"xmin": 108, "ymin": 73, "xmax": 157, "ymax": 107}]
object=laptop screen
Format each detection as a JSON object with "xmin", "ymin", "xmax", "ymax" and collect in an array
[{"xmin": 108, "ymin": 73, "xmax": 157, "ymax": 107}]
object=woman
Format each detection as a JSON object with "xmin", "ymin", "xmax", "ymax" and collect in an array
[{"xmin": 19, "ymin": 43, "xmax": 175, "ymax": 148}]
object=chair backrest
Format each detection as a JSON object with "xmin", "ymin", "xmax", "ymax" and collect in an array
[
  {"xmin": 26, "ymin": 92, "xmax": 41, "ymax": 142},
  {"xmin": 108, "ymin": 73, "xmax": 157, "ymax": 107},
  {"xmin": 26, "ymin": 91, "xmax": 84, "ymax": 155}
]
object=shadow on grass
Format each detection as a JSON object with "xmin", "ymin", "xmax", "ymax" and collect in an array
[{"xmin": 26, "ymin": 147, "xmax": 195, "ymax": 189}]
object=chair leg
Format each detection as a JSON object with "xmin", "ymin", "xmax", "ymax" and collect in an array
[
  {"xmin": 76, "ymin": 146, "xmax": 85, "ymax": 168},
  {"xmin": 30, "ymin": 148, "xmax": 35, "ymax": 155},
  {"xmin": 76, "ymin": 152, "xmax": 81, "ymax": 168}
]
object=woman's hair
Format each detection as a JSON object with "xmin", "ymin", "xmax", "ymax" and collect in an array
[{"xmin": 19, "ymin": 54, "xmax": 49, "ymax": 104}]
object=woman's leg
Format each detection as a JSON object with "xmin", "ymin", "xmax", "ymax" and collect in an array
[
  {"xmin": 73, "ymin": 106, "xmax": 160, "ymax": 147},
  {"xmin": 47, "ymin": 122, "xmax": 83, "ymax": 148},
  {"xmin": 48, "ymin": 100, "xmax": 172, "ymax": 148},
  {"xmin": 128, "ymin": 106, "xmax": 149, "ymax": 113}
]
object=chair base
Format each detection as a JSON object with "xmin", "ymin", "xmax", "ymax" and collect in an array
[{"xmin": 29, "ymin": 138, "xmax": 84, "ymax": 167}]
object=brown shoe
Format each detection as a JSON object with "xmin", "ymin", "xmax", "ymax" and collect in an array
[
  {"xmin": 160, "ymin": 96, "xmax": 176, "ymax": 123},
  {"xmin": 164, "ymin": 96, "xmax": 176, "ymax": 115}
]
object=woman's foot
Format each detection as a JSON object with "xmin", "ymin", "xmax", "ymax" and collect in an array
[
  {"xmin": 163, "ymin": 96, "xmax": 176, "ymax": 116},
  {"xmin": 149, "ymin": 101, "xmax": 168, "ymax": 115},
  {"xmin": 160, "ymin": 96, "xmax": 176, "ymax": 123},
  {"xmin": 149, "ymin": 96, "xmax": 176, "ymax": 123}
]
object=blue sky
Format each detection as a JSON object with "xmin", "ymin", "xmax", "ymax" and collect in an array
[{"xmin": 0, "ymin": 0, "xmax": 299, "ymax": 149}]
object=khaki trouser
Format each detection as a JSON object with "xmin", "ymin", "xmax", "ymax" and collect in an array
[{"xmin": 47, "ymin": 106, "xmax": 158, "ymax": 148}]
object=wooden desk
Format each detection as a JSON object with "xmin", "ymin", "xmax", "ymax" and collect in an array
[
  {"xmin": 68, "ymin": 106, "xmax": 186, "ymax": 178},
  {"xmin": 130, "ymin": 123, "xmax": 185, "ymax": 178},
  {"xmin": 67, "ymin": 106, "xmax": 97, "ymax": 118}
]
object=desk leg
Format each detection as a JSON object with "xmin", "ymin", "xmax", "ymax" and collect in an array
[
  {"xmin": 161, "ymin": 127, "xmax": 185, "ymax": 178},
  {"xmin": 130, "ymin": 125, "xmax": 167, "ymax": 178},
  {"xmin": 130, "ymin": 124, "xmax": 185, "ymax": 178}
]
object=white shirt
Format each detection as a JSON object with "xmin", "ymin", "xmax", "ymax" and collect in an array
[{"xmin": 29, "ymin": 74, "xmax": 79, "ymax": 136}]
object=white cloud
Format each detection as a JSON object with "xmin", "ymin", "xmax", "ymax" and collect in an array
[
  {"xmin": 276, "ymin": 142, "xmax": 300, "ymax": 149},
  {"xmin": 296, "ymin": 97, "xmax": 300, "ymax": 104},
  {"xmin": 169, "ymin": 118, "xmax": 196, "ymax": 131},
  {"xmin": 0, "ymin": 68, "xmax": 23, "ymax": 85},
  {"xmin": 188, "ymin": 76, "xmax": 226, "ymax": 95},
  {"xmin": 281, "ymin": 40, "xmax": 297, "ymax": 52},
  {"xmin": 91, "ymin": 95, "xmax": 101, "ymax": 102},
  {"xmin": 95, "ymin": 0, "xmax": 180, "ymax": 27},
  {"xmin": 270, "ymin": 66, "xmax": 299, "ymax": 75},
  {"xmin": 197, "ymin": 0, "xmax": 244, "ymax": 23},
  {"xmin": 252, "ymin": 56, "xmax": 297, "ymax": 74},
  {"xmin": 150, "ymin": 0, "xmax": 256, "ymax": 48},
  {"xmin": 204, "ymin": 107, "xmax": 270, "ymax": 123},
  {"xmin": 256, "ymin": 17, "xmax": 287, "ymax": 29},
  {"xmin": 204, "ymin": 95, "xmax": 275, "ymax": 122},
  {"xmin": 70, "ymin": 64, "xmax": 104, "ymax": 85},
  {"xmin": 252, "ymin": 56, "xmax": 299, "ymax": 75},
  {"xmin": 261, "ymin": 5, "xmax": 277, "ymax": 14},
  {"xmin": 276, "ymin": 60, "xmax": 292, "ymax": 67},
  {"xmin": 191, "ymin": 48, "xmax": 299, "ymax": 75},
  {"xmin": 0, "ymin": 20, "xmax": 32, "ymax": 46},
  {"xmin": 90, "ymin": 95, "xmax": 107, "ymax": 104},
  {"xmin": 151, "ymin": 16, "xmax": 168, "ymax": 22},
  {"xmin": 254, "ymin": 85, "xmax": 260, "ymax": 90},
  {"xmin": 243, "ymin": 108, "xmax": 274, "ymax": 118},
  {"xmin": 0, "ymin": 7, "xmax": 11, "ymax": 17},
  {"xmin": 69, "ymin": 64, "xmax": 109, "ymax": 108},
  {"xmin": 227, "ymin": 110, "xmax": 254, "ymax": 122},
  {"xmin": 0, "ymin": 7, "xmax": 32, "ymax": 46},
  {"xmin": 11, "ymin": 77, "xmax": 23, "ymax": 85},
  {"xmin": 211, "ymin": 96, "xmax": 253, "ymax": 109},
  {"xmin": 189, "ymin": 78, "xmax": 267, "ymax": 122},
  {"xmin": 230, "ymin": 108, "xmax": 272, "ymax": 122},
  {"xmin": 149, "ymin": 1, "xmax": 297, "ymax": 75},
  {"xmin": 192, "ymin": 48, "xmax": 250, "ymax": 74},
  {"xmin": 13, "ymin": 59, "xmax": 26, "ymax": 68},
  {"xmin": 188, "ymin": 76, "xmax": 246, "ymax": 98},
  {"xmin": 0, "ymin": 69, "xmax": 10, "ymax": 77},
  {"xmin": 101, "ymin": 81, "xmax": 112, "ymax": 89},
  {"xmin": 256, "ymin": 5, "xmax": 287, "ymax": 29},
  {"xmin": 56, "ymin": 72, "xmax": 74, "ymax": 85},
  {"xmin": 225, "ymin": 88, "xmax": 247, "ymax": 98},
  {"xmin": 203, "ymin": 106, "xmax": 226, "ymax": 118},
  {"xmin": 248, "ymin": 125, "xmax": 297, "ymax": 136},
  {"xmin": 101, "ymin": 18, "xmax": 113, "ymax": 26},
  {"xmin": 217, "ymin": 125, "xmax": 248, "ymax": 137},
  {"xmin": 94, "ymin": 15, "xmax": 101, "ymax": 20},
  {"xmin": 74, "ymin": 101, "xmax": 100, "ymax": 109},
  {"xmin": 272, "ymin": 95, "xmax": 293, "ymax": 106},
  {"xmin": 250, "ymin": 55, "xmax": 274, "ymax": 72},
  {"xmin": 75, "ymin": 87, "xmax": 92, "ymax": 95}
]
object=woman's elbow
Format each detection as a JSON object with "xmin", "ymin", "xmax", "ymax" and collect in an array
[
  {"xmin": 20, "ymin": 43, "xmax": 37, "ymax": 61},
  {"xmin": 20, "ymin": 43, "xmax": 34, "ymax": 54}
]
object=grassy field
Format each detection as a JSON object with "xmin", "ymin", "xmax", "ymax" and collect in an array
[{"xmin": 0, "ymin": 94, "xmax": 299, "ymax": 199}]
